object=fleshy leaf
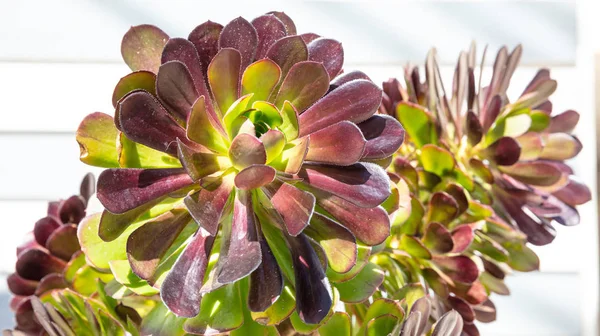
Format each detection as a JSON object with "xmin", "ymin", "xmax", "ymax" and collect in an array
[
  {"xmin": 318, "ymin": 312, "xmax": 351, "ymax": 336},
  {"xmin": 270, "ymin": 137, "xmax": 309, "ymax": 174},
  {"xmin": 261, "ymin": 130, "xmax": 286, "ymax": 163},
  {"xmin": 307, "ymin": 38, "xmax": 344, "ymax": 79},
  {"xmin": 304, "ymin": 213, "xmax": 357, "ymax": 274},
  {"xmin": 425, "ymin": 192, "xmax": 459, "ymax": 225},
  {"xmin": 274, "ymin": 61, "xmax": 329, "ymax": 113},
  {"xmin": 305, "ymin": 121, "xmax": 366, "ymax": 165},
  {"xmin": 265, "ymin": 36, "xmax": 308, "ymax": 79},
  {"xmin": 279, "ymin": 101, "xmax": 300, "ymax": 141},
  {"xmin": 396, "ymin": 102, "xmax": 436, "ymax": 147},
  {"xmin": 156, "ymin": 60, "xmax": 198, "ymax": 121},
  {"xmin": 252, "ymin": 15, "xmax": 287, "ymax": 59},
  {"xmin": 548, "ymin": 109, "xmax": 579, "ymax": 133},
  {"xmin": 76, "ymin": 112, "xmax": 120, "ymax": 168},
  {"xmin": 241, "ymin": 59, "xmax": 281, "ymax": 103},
  {"xmin": 186, "ymin": 96, "xmax": 229, "ymax": 154},
  {"xmin": 539, "ymin": 133, "xmax": 582, "ymax": 160},
  {"xmin": 235, "ymin": 164, "xmax": 276, "ymax": 190},
  {"xmin": 265, "ymin": 181, "xmax": 315, "ymax": 236},
  {"xmin": 121, "ymin": 25, "xmax": 169, "ymax": 73},
  {"xmin": 16, "ymin": 249, "xmax": 66, "ymax": 281},
  {"xmin": 299, "ymin": 79, "xmax": 382, "ymax": 137},
  {"xmin": 161, "ymin": 231, "xmax": 215, "ymax": 318},
  {"xmin": 46, "ymin": 224, "xmax": 80, "ymax": 261},
  {"xmin": 183, "ymin": 283, "xmax": 244, "ymax": 334},
  {"xmin": 208, "ymin": 48, "xmax": 241, "ymax": 115},
  {"xmin": 433, "ymin": 255, "xmax": 479, "ymax": 283},
  {"xmin": 184, "ymin": 174, "xmax": 234, "ymax": 236},
  {"xmin": 399, "ymin": 234, "xmax": 431, "ymax": 259},
  {"xmin": 299, "ymin": 163, "xmax": 390, "ymax": 208},
  {"xmin": 421, "ymin": 145, "xmax": 455, "ymax": 176},
  {"xmin": 334, "ymin": 261, "xmax": 384, "ymax": 303},
  {"xmin": 188, "ymin": 21, "xmax": 223, "ymax": 76},
  {"xmin": 112, "ymin": 71, "xmax": 156, "ymax": 107},
  {"xmin": 500, "ymin": 161, "xmax": 562, "ymax": 186},
  {"xmin": 229, "ymin": 133, "xmax": 267, "ymax": 170},
  {"xmin": 218, "ymin": 17, "xmax": 258, "ymax": 69},
  {"xmin": 127, "ymin": 209, "xmax": 192, "ymax": 280},
  {"xmin": 358, "ymin": 115, "xmax": 405, "ymax": 160},
  {"xmin": 287, "ymin": 234, "xmax": 332, "ymax": 324},
  {"xmin": 423, "ymin": 222, "xmax": 454, "ymax": 254},
  {"xmin": 34, "ymin": 216, "xmax": 61, "ymax": 246},
  {"xmin": 248, "ymin": 229, "xmax": 283, "ymax": 312},
  {"xmin": 432, "ymin": 310, "xmax": 463, "ymax": 336},
  {"xmin": 485, "ymin": 137, "xmax": 521, "ymax": 166},
  {"xmin": 366, "ymin": 315, "xmax": 398, "ymax": 336},
  {"xmin": 97, "ymin": 168, "xmax": 192, "ymax": 214},
  {"xmin": 176, "ymin": 139, "xmax": 223, "ymax": 182}
]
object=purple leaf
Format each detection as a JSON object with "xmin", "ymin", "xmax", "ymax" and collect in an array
[
  {"xmin": 16, "ymin": 249, "xmax": 66, "ymax": 281},
  {"xmin": 35, "ymin": 273, "xmax": 67, "ymax": 296},
  {"xmin": 45, "ymin": 224, "xmax": 80, "ymax": 261},
  {"xmin": 118, "ymin": 90, "xmax": 187, "ymax": 156},
  {"xmin": 98, "ymin": 198, "xmax": 165, "ymax": 241},
  {"xmin": 465, "ymin": 111, "xmax": 483, "ymax": 146},
  {"xmin": 234, "ymin": 164, "xmax": 276, "ymax": 190},
  {"xmin": 264, "ymin": 181, "xmax": 315, "ymax": 236},
  {"xmin": 299, "ymin": 79, "xmax": 382, "ymax": 137},
  {"xmin": 248, "ymin": 229, "xmax": 283, "ymax": 312},
  {"xmin": 33, "ymin": 216, "xmax": 61, "ymax": 246},
  {"xmin": 7, "ymin": 273, "xmax": 37, "ymax": 296},
  {"xmin": 548, "ymin": 109, "xmax": 579, "ymax": 133},
  {"xmin": 307, "ymin": 38, "xmax": 344, "ymax": 79},
  {"xmin": 161, "ymin": 37, "xmax": 210, "ymax": 100},
  {"xmin": 112, "ymin": 71, "xmax": 156, "ymax": 108},
  {"xmin": 188, "ymin": 21, "xmax": 223, "ymax": 76},
  {"xmin": 184, "ymin": 175, "xmax": 234, "ymax": 236},
  {"xmin": 161, "ymin": 231, "xmax": 215, "ymax": 317},
  {"xmin": 485, "ymin": 137, "xmax": 521, "ymax": 166},
  {"xmin": 310, "ymin": 187, "xmax": 390, "ymax": 246},
  {"xmin": 423, "ymin": 222, "xmax": 454, "ymax": 254},
  {"xmin": 267, "ymin": 11, "xmax": 297, "ymax": 35},
  {"xmin": 357, "ymin": 115, "xmax": 405, "ymax": 160},
  {"xmin": 433, "ymin": 255, "xmax": 479, "ymax": 283},
  {"xmin": 127, "ymin": 209, "xmax": 192, "ymax": 280},
  {"xmin": 215, "ymin": 190, "xmax": 262, "ymax": 284},
  {"xmin": 229, "ymin": 133, "xmax": 267, "ymax": 170},
  {"xmin": 156, "ymin": 60, "xmax": 199, "ymax": 121},
  {"xmin": 121, "ymin": 24, "xmax": 169, "ymax": 73},
  {"xmin": 219, "ymin": 17, "xmax": 258, "ymax": 69},
  {"xmin": 553, "ymin": 178, "xmax": 591, "ymax": 206},
  {"xmin": 265, "ymin": 36, "xmax": 308, "ymax": 78},
  {"xmin": 58, "ymin": 195, "xmax": 86, "ymax": 224},
  {"xmin": 305, "ymin": 121, "xmax": 366, "ymax": 165},
  {"xmin": 252, "ymin": 14, "xmax": 288, "ymax": 59},
  {"xmin": 177, "ymin": 139, "xmax": 222, "ymax": 182},
  {"xmin": 300, "ymin": 33, "xmax": 320, "ymax": 44},
  {"xmin": 331, "ymin": 71, "xmax": 371, "ymax": 87},
  {"xmin": 287, "ymin": 234, "xmax": 332, "ymax": 324},
  {"xmin": 97, "ymin": 168, "xmax": 193, "ymax": 214},
  {"xmin": 299, "ymin": 163, "xmax": 390, "ymax": 208},
  {"xmin": 274, "ymin": 61, "xmax": 330, "ymax": 113}
]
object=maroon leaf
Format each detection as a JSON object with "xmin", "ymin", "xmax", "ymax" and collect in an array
[
  {"xmin": 474, "ymin": 299, "xmax": 497, "ymax": 323},
  {"xmin": 97, "ymin": 168, "xmax": 193, "ymax": 214},
  {"xmin": 177, "ymin": 139, "xmax": 222, "ymax": 182},
  {"xmin": 46, "ymin": 224, "xmax": 80, "ymax": 261},
  {"xmin": 553, "ymin": 178, "xmax": 591, "ymax": 206},
  {"xmin": 252, "ymin": 14, "xmax": 287, "ymax": 59},
  {"xmin": 118, "ymin": 90, "xmax": 187, "ymax": 156},
  {"xmin": 185, "ymin": 176, "xmax": 234, "ymax": 236},
  {"xmin": 451, "ymin": 225, "xmax": 474, "ymax": 253},
  {"xmin": 248, "ymin": 229, "xmax": 283, "ymax": 312},
  {"xmin": 287, "ymin": 234, "xmax": 332, "ymax": 324},
  {"xmin": 16, "ymin": 249, "xmax": 66, "ymax": 281},
  {"xmin": 112, "ymin": 71, "xmax": 156, "ymax": 108},
  {"xmin": 98, "ymin": 197, "xmax": 165, "ymax": 242},
  {"xmin": 229, "ymin": 133, "xmax": 267, "ymax": 170},
  {"xmin": 444, "ymin": 184, "xmax": 468, "ymax": 216},
  {"xmin": 466, "ymin": 111, "xmax": 483, "ymax": 146},
  {"xmin": 299, "ymin": 79, "xmax": 382, "ymax": 137},
  {"xmin": 161, "ymin": 231, "xmax": 215, "ymax": 317},
  {"xmin": 234, "ymin": 164, "xmax": 276, "ymax": 190},
  {"xmin": 481, "ymin": 95, "xmax": 502, "ymax": 131},
  {"xmin": 121, "ymin": 24, "xmax": 169, "ymax": 73},
  {"xmin": 299, "ymin": 163, "xmax": 390, "ymax": 208},
  {"xmin": 208, "ymin": 48, "xmax": 241, "ymax": 115},
  {"xmin": 58, "ymin": 195, "xmax": 87, "ymax": 224},
  {"xmin": 497, "ymin": 190, "xmax": 556, "ymax": 245},
  {"xmin": 33, "ymin": 216, "xmax": 61, "ymax": 246},
  {"xmin": 332, "ymin": 71, "xmax": 371, "ymax": 87},
  {"xmin": 423, "ymin": 222, "xmax": 454, "ymax": 254},
  {"xmin": 548, "ymin": 109, "xmax": 579, "ymax": 133},
  {"xmin": 265, "ymin": 181, "xmax": 315, "ymax": 236},
  {"xmin": 305, "ymin": 121, "xmax": 366, "ymax": 165},
  {"xmin": 188, "ymin": 21, "xmax": 223, "ymax": 76},
  {"xmin": 35, "ymin": 273, "xmax": 68, "ymax": 296},
  {"xmin": 300, "ymin": 33, "xmax": 320, "ymax": 44},
  {"xmin": 425, "ymin": 192, "xmax": 459, "ymax": 225},
  {"xmin": 219, "ymin": 17, "xmax": 258, "ymax": 69},
  {"xmin": 357, "ymin": 115, "xmax": 405, "ymax": 160},
  {"xmin": 274, "ymin": 61, "xmax": 330, "ymax": 113},
  {"xmin": 15, "ymin": 298, "xmax": 39, "ymax": 333},
  {"xmin": 161, "ymin": 37, "xmax": 210, "ymax": 100},
  {"xmin": 307, "ymin": 38, "xmax": 344, "ymax": 79},
  {"xmin": 448, "ymin": 296, "xmax": 475, "ymax": 322},
  {"xmin": 215, "ymin": 190, "xmax": 262, "ymax": 284},
  {"xmin": 433, "ymin": 255, "xmax": 479, "ymax": 283},
  {"xmin": 7, "ymin": 273, "xmax": 38, "ymax": 296},
  {"xmin": 485, "ymin": 137, "xmax": 521, "ymax": 166},
  {"xmin": 80, "ymin": 173, "xmax": 96, "ymax": 204},
  {"xmin": 310, "ymin": 187, "xmax": 390, "ymax": 246},
  {"xmin": 127, "ymin": 210, "xmax": 192, "ymax": 280},
  {"xmin": 156, "ymin": 60, "xmax": 199, "ymax": 121},
  {"xmin": 267, "ymin": 11, "xmax": 297, "ymax": 35},
  {"xmin": 265, "ymin": 36, "xmax": 308, "ymax": 78}
]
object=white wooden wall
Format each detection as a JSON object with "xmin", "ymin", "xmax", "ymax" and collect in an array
[{"xmin": 0, "ymin": 1, "xmax": 596, "ymax": 335}]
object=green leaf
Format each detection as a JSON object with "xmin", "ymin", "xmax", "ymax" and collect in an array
[
  {"xmin": 420, "ymin": 145, "xmax": 455, "ymax": 176},
  {"xmin": 318, "ymin": 312, "xmax": 351, "ymax": 336},
  {"xmin": 357, "ymin": 298, "xmax": 405, "ymax": 335},
  {"xmin": 76, "ymin": 112, "xmax": 120, "ymax": 168},
  {"xmin": 140, "ymin": 302, "xmax": 186, "ymax": 336},
  {"xmin": 279, "ymin": 101, "xmax": 300, "ymax": 141},
  {"xmin": 334, "ymin": 262, "xmax": 384, "ymax": 303},
  {"xmin": 118, "ymin": 133, "xmax": 181, "ymax": 168},
  {"xmin": 392, "ymin": 283, "xmax": 426, "ymax": 312},
  {"xmin": 396, "ymin": 102, "xmax": 437, "ymax": 148},
  {"xmin": 71, "ymin": 266, "xmax": 113, "ymax": 296},
  {"xmin": 326, "ymin": 244, "xmax": 371, "ymax": 283},
  {"xmin": 366, "ymin": 315, "xmax": 399, "ymax": 336},
  {"xmin": 183, "ymin": 283, "xmax": 244, "ymax": 334},
  {"xmin": 109, "ymin": 260, "xmax": 159, "ymax": 296},
  {"xmin": 529, "ymin": 111, "xmax": 551, "ymax": 132},
  {"xmin": 232, "ymin": 278, "xmax": 280, "ymax": 336},
  {"xmin": 506, "ymin": 243, "xmax": 540, "ymax": 272},
  {"xmin": 399, "ymin": 234, "xmax": 432, "ymax": 259},
  {"xmin": 250, "ymin": 282, "xmax": 296, "ymax": 326}
]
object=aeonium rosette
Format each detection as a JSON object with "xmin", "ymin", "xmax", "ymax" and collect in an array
[
  {"xmin": 380, "ymin": 43, "xmax": 590, "ymax": 246},
  {"xmin": 76, "ymin": 11, "xmax": 404, "ymax": 332}
]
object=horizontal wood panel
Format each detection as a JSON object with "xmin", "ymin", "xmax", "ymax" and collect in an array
[
  {"xmin": 0, "ymin": 62, "xmax": 581, "ymax": 133},
  {"xmin": 0, "ymin": 1, "xmax": 575, "ymax": 65}
]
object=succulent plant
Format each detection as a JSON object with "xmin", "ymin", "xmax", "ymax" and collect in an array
[
  {"xmin": 75, "ymin": 11, "xmax": 404, "ymax": 333},
  {"xmin": 5, "ymin": 174, "xmax": 151, "ymax": 335},
  {"xmin": 373, "ymin": 44, "xmax": 590, "ymax": 335}
]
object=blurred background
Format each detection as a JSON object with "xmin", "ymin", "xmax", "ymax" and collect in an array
[{"xmin": 0, "ymin": 0, "xmax": 598, "ymax": 334}]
